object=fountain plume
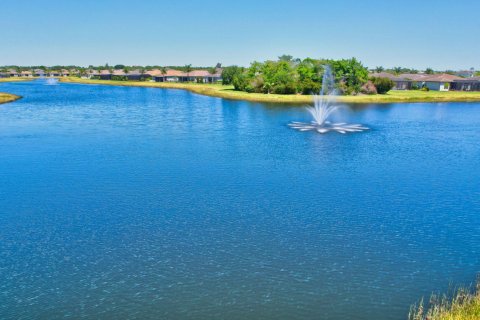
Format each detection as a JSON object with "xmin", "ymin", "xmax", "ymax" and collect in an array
[{"xmin": 289, "ymin": 66, "xmax": 368, "ymax": 134}]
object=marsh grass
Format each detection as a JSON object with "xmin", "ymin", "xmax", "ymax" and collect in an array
[
  {"xmin": 60, "ymin": 77, "xmax": 480, "ymax": 104},
  {"xmin": 0, "ymin": 93, "xmax": 21, "ymax": 104},
  {"xmin": 409, "ymin": 278, "xmax": 480, "ymax": 320}
]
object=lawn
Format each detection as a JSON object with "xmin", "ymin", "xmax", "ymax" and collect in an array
[{"xmin": 60, "ymin": 77, "xmax": 480, "ymax": 104}]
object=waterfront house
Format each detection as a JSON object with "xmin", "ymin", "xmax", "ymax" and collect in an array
[
  {"xmin": 112, "ymin": 69, "xmax": 127, "ymax": 78},
  {"xmin": 49, "ymin": 70, "xmax": 61, "ymax": 77},
  {"xmin": 61, "ymin": 69, "xmax": 70, "ymax": 77},
  {"xmin": 456, "ymin": 69, "xmax": 475, "ymax": 78},
  {"xmin": 452, "ymin": 77, "xmax": 480, "ymax": 91},
  {"xmin": 420, "ymin": 74, "xmax": 463, "ymax": 91},
  {"xmin": 152, "ymin": 69, "xmax": 184, "ymax": 82},
  {"xmin": 184, "ymin": 70, "xmax": 222, "ymax": 83},
  {"xmin": 34, "ymin": 69, "xmax": 46, "ymax": 77},
  {"xmin": 8, "ymin": 69, "xmax": 19, "ymax": 77},
  {"xmin": 97, "ymin": 70, "xmax": 112, "ymax": 80},
  {"xmin": 370, "ymin": 72, "xmax": 412, "ymax": 90},
  {"xmin": 126, "ymin": 69, "xmax": 147, "ymax": 81},
  {"xmin": 0, "ymin": 72, "xmax": 8, "ymax": 78},
  {"xmin": 21, "ymin": 71, "xmax": 33, "ymax": 77}
]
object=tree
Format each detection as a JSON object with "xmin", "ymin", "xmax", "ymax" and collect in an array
[
  {"xmin": 330, "ymin": 58, "xmax": 369, "ymax": 95},
  {"xmin": 184, "ymin": 64, "xmax": 192, "ymax": 80},
  {"xmin": 372, "ymin": 77, "xmax": 395, "ymax": 94},
  {"xmin": 375, "ymin": 66, "xmax": 384, "ymax": 73},
  {"xmin": 114, "ymin": 64, "xmax": 125, "ymax": 70},
  {"xmin": 221, "ymin": 66, "xmax": 243, "ymax": 85},
  {"xmin": 393, "ymin": 67, "xmax": 402, "ymax": 75},
  {"xmin": 278, "ymin": 54, "xmax": 293, "ymax": 62},
  {"xmin": 425, "ymin": 68, "xmax": 434, "ymax": 74}
]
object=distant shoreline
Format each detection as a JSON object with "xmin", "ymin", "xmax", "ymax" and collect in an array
[
  {"xmin": 59, "ymin": 77, "xmax": 480, "ymax": 104},
  {"xmin": 3, "ymin": 77, "xmax": 480, "ymax": 104}
]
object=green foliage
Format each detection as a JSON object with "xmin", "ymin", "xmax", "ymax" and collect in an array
[
  {"xmin": 114, "ymin": 64, "xmax": 125, "ymax": 70},
  {"xmin": 421, "ymin": 86, "xmax": 430, "ymax": 91},
  {"xmin": 371, "ymin": 77, "xmax": 395, "ymax": 94},
  {"xmin": 330, "ymin": 58, "xmax": 369, "ymax": 95},
  {"xmin": 232, "ymin": 57, "xmax": 368, "ymax": 96},
  {"xmin": 425, "ymin": 68, "xmax": 435, "ymax": 74},
  {"xmin": 221, "ymin": 66, "xmax": 243, "ymax": 85},
  {"xmin": 375, "ymin": 66, "xmax": 384, "ymax": 73}
]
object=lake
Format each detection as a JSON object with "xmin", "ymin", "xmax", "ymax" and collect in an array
[{"xmin": 1, "ymin": 80, "xmax": 479, "ymax": 319}]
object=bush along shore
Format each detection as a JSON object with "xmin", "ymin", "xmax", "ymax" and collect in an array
[
  {"xmin": 60, "ymin": 77, "xmax": 480, "ymax": 104},
  {"xmin": 409, "ymin": 278, "xmax": 480, "ymax": 320}
]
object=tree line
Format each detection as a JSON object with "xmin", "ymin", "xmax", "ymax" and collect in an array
[{"xmin": 221, "ymin": 56, "xmax": 373, "ymax": 95}]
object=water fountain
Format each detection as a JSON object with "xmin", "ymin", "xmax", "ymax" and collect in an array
[
  {"xmin": 45, "ymin": 78, "xmax": 59, "ymax": 85},
  {"xmin": 288, "ymin": 66, "xmax": 368, "ymax": 134}
]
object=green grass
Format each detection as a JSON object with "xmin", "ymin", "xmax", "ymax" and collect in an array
[
  {"xmin": 0, "ymin": 92, "xmax": 21, "ymax": 104},
  {"xmin": 60, "ymin": 77, "xmax": 480, "ymax": 104},
  {"xmin": 409, "ymin": 280, "xmax": 480, "ymax": 320}
]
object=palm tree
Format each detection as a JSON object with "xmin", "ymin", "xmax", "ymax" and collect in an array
[
  {"xmin": 161, "ymin": 67, "xmax": 167, "ymax": 82},
  {"xmin": 375, "ymin": 66, "xmax": 384, "ymax": 73},
  {"xmin": 184, "ymin": 64, "xmax": 192, "ymax": 82}
]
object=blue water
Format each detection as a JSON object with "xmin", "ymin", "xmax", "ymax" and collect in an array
[{"xmin": 1, "ymin": 81, "xmax": 479, "ymax": 319}]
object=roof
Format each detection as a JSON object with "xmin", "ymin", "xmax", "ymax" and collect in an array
[
  {"xmin": 188, "ymin": 70, "xmax": 211, "ymax": 77},
  {"xmin": 145, "ymin": 69, "xmax": 162, "ymax": 76},
  {"xmin": 112, "ymin": 69, "xmax": 126, "ymax": 76},
  {"xmin": 398, "ymin": 73, "xmax": 429, "ymax": 81},
  {"xmin": 100, "ymin": 69, "xmax": 111, "ymax": 75},
  {"xmin": 370, "ymin": 72, "xmax": 408, "ymax": 81},
  {"xmin": 127, "ymin": 69, "xmax": 142, "ymax": 76},
  {"xmin": 453, "ymin": 77, "xmax": 480, "ymax": 82},
  {"xmin": 421, "ymin": 74, "xmax": 463, "ymax": 82}
]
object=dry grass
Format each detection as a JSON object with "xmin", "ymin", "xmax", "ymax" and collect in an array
[
  {"xmin": 60, "ymin": 77, "xmax": 480, "ymax": 104},
  {"xmin": 0, "ymin": 77, "xmax": 32, "ymax": 82},
  {"xmin": 409, "ymin": 279, "xmax": 480, "ymax": 320},
  {"xmin": 0, "ymin": 92, "xmax": 21, "ymax": 104}
]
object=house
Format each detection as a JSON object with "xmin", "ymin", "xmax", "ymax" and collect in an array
[
  {"xmin": 126, "ymin": 69, "xmax": 147, "ymax": 81},
  {"xmin": 21, "ymin": 71, "xmax": 33, "ymax": 77},
  {"xmin": 112, "ymin": 69, "xmax": 127, "ymax": 78},
  {"xmin": 8, "ymin": 69, "xmax": 19, "ymax": 77},
  {"xmin": 49, "ymin": 70, "xmax": 61, "ymax": 77},
  {"xmin": 370, "ymin": 72, "xmax": 411, "ymax": 90},
  {"xmin": 419, "ymin": 74, "xmax": 463, "ymax": 91},
  {"xmin": 456, "ymin": 69, "xmax": 475, "ymax": 78},
  {"xmin": 152, "ymin": 69, "xmax": 185, "ymax": 82},
  {"xmin": 34, "ymin": 69, "xmax": 46, "ymax": 77},
  {"xmin": 98, "ymin": 70, "xmax": 112, "ymax": 80},
  {"xmin": 451, "ymin": 77, "xmax": 480, "ymax": 91},
  {"xmin": 184, "ymin": 70, "xmax": 222, "ymax": 83},
  {"xmin": 61, "ymin": 69, "xmax": 70, "ymax": 77},
  {"xmin": 0, "ymin": 72, "xmax": 8, "ymax": 78}
]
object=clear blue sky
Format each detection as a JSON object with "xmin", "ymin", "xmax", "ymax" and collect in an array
[{"xmin": 1, "ymin": 0, "xmax": 479, "ymax": 70}]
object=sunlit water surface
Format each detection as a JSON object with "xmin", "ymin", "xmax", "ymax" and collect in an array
[{"xmin": 0, "ymin": 81, "xmax": 479, "ymax": 319}]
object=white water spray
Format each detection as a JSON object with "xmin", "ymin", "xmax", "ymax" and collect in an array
[{"xmin": 288, "ymin": 66, "xmax": 368, "ymax": 134}]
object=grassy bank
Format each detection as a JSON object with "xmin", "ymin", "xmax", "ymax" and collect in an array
[
  {"xmin": 60, "ymin": 77, "xmax": 480, "ymax": 104},
  {"xmin": 0, "ymin": 77, "xmax": 32, "ymax": 83},
  {"xmin": 0, "ymin": 92, "xmax": 21, "ymax": 104},
  {"xmin": 409, "ymin": 280, "xmax": 480, "ymax": 320}
]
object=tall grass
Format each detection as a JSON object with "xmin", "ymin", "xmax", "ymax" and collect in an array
[{"xmin": 409, "ymin": 277, "xmax": 480, "ymax": 320}]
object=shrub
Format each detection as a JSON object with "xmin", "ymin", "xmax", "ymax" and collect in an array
[
  {"xmin": 360, "ymin": 80, "xmax": 377, "ymax": 95},
  {"xmin": 221, "ymin": 66, "xmax": 243, "ymax": 85},
  {"xmin": 372, "ymin": 77, "xmax": 395, "ymax": 94},
  {"xmin": 421, "ymin": 86, "xmax": 430, "ymax": 91}
]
